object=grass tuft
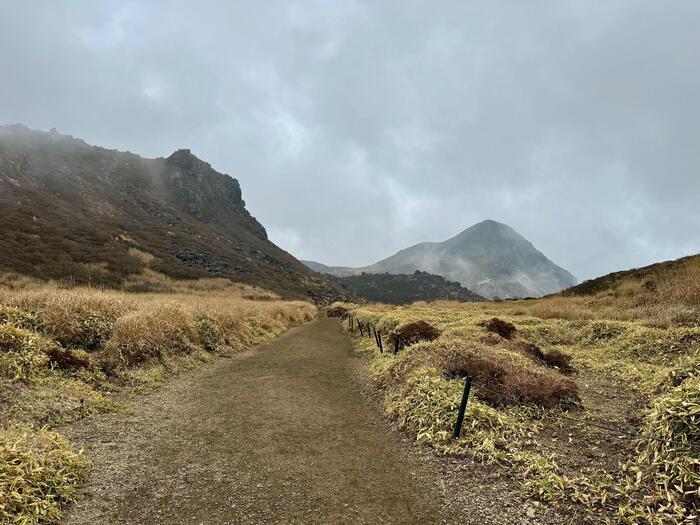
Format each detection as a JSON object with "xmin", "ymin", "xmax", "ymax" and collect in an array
[{"xmin": 0, "ymin": 425, "xmax": 89, "ymax": 525}]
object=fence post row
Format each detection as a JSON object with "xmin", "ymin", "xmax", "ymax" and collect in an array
[{"xmin": 452, "ymin": 375, "xmax": 473, "ymax": 439}]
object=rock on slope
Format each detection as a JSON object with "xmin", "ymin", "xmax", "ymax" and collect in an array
[
  {"xmin": 304, "ymin": 220, "xmax": 576, "ymax": 299},
  {"xmin": 0, "ymin": 124, "xmax": 342, "ymax": 302}
]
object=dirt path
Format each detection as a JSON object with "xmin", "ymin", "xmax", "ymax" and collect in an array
[{"xmin": 63, "ymin": 318, "xmax": 562, "ymax": 524}]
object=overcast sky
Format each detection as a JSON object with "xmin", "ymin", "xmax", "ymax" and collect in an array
[{"xmin": 2, "ymin": 1, "xmax": 699, "ymax": 281}]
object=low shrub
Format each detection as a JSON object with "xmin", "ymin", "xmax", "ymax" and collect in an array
[
  {"xmin": 0, "ymin": 324, "xmax": 52, "ymax": 381},
  {"xmin": 440, "ymin": 347, "xmax": 578, "ymax": 408},
  {"xmin": 0, "ymin": 425, "xmax": 89, "ymax": 525},
  {"xmin": 635, "ymin": 376, "xmax": 699, "ymax": 515},
  {"xmin": 0, "ymin": 306, "xmax": 44, "ymax": 331},
  {"xmin": 45, "ymin": 347, "xmax": 91, "ymax": 371},
  {"xmin": 513, "ymin": 341, "xmax": 574, "ymax": 374},
  {"xmin": 387, "ymin": 320, "xmax": 440, "ymax": 347},
  {"xmin": 104, "ymin": 304, "xmax": 196, "ymax": 368},
  {"xmin": 481, "ymin": 318, "xmax": 517, "ymax": 339},
  {"xmin": 194, "ymin": 315, "xmax": 226, "ymax": 352},
  {"xmin": 541, "ymin": 349, "xmax": 573, "ymax": 374},
  {"xmin": 514, "ymin": 341, "xmax": 545, "ymax": 360}
]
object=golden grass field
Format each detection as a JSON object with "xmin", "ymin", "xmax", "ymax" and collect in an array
[
  {"xmin": 335, "ymin": 259, "xmax": 700, "ymax": 524},
  {"xmin": 0, "ymin": 272, "xmax": 315, "ymax": 525}
]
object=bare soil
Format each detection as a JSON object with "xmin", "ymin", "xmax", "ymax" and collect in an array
[{"xmin": 63, "ymin": 318, "xmax": 569, "ymax": 524}]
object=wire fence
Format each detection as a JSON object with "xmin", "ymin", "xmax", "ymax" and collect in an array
[{"xmin": 341, "ymin": 313, "xmax": 698, "ymax": 451}]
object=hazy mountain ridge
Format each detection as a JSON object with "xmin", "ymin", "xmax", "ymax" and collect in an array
[
  {"xmin": 327, "ymin": 270, "xmax": 484, "ymax": 304},
  {"xmin": 304, "ymin": 220, "xmax": 577, "ymax": 299},
  {"xmin": 0, "ymin": 124, "xmax": 344, "ymax": 302}
]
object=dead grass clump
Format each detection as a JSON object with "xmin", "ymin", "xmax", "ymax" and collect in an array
[
  {"xmin": 513, "ymin": 341, "xmax": 545, "ymax": 360},
  {"xmin": 512, "ymin": 341, "xmax": 574, "ymax": 374},
  {"xmin": 0, "ymin": 324, "xmax": 52, "ymax": 381},
  {"xmin": 541, "ymin": 349, "xmax": 573, "ymax": 374},
  {"xmin": 440, "ymin": 348, "xmax": 578, "ymax": 408},
  {"xmin": 387, "ymin": 320, "xmax": 440, "ymax": 347},
  {"xmin": 4, "ymin": 290, "xmax": 130, "ymax": 350},
  {"xmin": 46, "ymin": 347, "xmax": 91, "ymax": 371},
  {"xmin": 104, "ymin": 304, "xmax": 196, "ymax": 368},
  {"xmin": 481, "ymin": 317, "xmax": 517, "ymax": 339}
]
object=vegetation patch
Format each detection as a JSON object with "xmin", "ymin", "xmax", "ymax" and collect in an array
[
  {"xmin": 387, "ymin": 320, "xmax": 440, "ymax": 347},
  {"xmin": 0, "ymin": 276, "xmax": 317, "ymax": 523},
  {"xmin": 343, "ymin": 293, "xmax": 700, "ymax": 523},
  {"xmin": 481, "ymin": 317, "xmax": 517, "ymax": 339},
  {"xmin": 0, "ymin": 426, "xmax": 89, "ymax": 525}
]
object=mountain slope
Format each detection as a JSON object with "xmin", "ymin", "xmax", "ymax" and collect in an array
[
  {"xmin": 327, "ymin": 271, "xmax": 484, "ymax": 304},
  {"xmin": 561, "ymin": 253, "xmax": 700, "ymax": 296},
  {"xmin": 0, "ymin": 124, "xmax": 342, "ymax": 302},
  {"xmin": 305, "ymin": 220, "xmax": 576, "ymax": 299}
]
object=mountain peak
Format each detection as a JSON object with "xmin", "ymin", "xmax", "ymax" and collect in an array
[{"xmin": 347, "ymin": 219, "xmax": 576, "ymax": 299}]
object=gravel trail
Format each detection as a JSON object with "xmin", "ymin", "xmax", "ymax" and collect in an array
[{"xmin": 63, "ymin": 317, "xmax": 564, "ymax": 524}]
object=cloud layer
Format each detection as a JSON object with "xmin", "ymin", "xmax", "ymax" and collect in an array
[{"xmin": 2, "ymin": 1, "xmax": 698, "ymax": 280}]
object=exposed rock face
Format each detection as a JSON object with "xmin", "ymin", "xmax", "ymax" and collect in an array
[
  {"xmin": 0, "ymin": 124, "xmax": 344, "ymax": 302},
  {"xmin": 304, "ymin": 220, "xmax": 577, "ymax": 299}
]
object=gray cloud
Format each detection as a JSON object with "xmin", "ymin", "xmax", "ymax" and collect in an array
[{"xmin": 2, "ymin": 0, "xmax": 698, "ymax": 280}]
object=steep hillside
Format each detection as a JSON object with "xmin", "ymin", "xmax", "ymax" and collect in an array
[
  {"xmin": 562, "ymin": 253, "xmax": 700, "ymax": 296},
  {"xmin": 328, "ymin": 270, "xmax": 484, "ymax": 304},
  {"xmin": 306, "ymin": 220, "xmax": 576, "ymax": 299},
  {"xmin": 0, "ymin": 124, "xmax": 342, "ymax": 302}
]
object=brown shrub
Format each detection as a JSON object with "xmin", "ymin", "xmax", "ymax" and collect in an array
[
  {"xmin": 387, "ymin": 320, "xmax": 440, "ymax": 347},
  {"xmin": 440, "ymin": 349, "xmax": 578, "ymax": 408},
  {"xmin": 512, "ymin": 341, "xmax": 574, "ymax": 374},
  {"xmin": 481, "ymin": 318, "xmax": 517, "ymax": 339},
  {"xmin": 513, "ymin": 341, "xmax": 545, "ymax": 361},
  {"xmin": 46, "ymin": 347, "xmax": 90, "ymax": 370},
  {"xmin": 542, "ymin": 349, "xmax": 574, "ymax": 374}
]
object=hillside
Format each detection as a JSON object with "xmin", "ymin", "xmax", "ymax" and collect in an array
[
  {"xmin": 305, "ymin": 220, "xmax": 576, "ymax": 299},
  {"xmin": 328, "ymin": 270, "xmax": 484, "ymax": 304},
  {"xmin": 562, "ymin": 253, "xmax": 700, "ymax": 296},
  {"xmin": 0, "ymin": 124, "xmax": 344, "ymax": 302}
]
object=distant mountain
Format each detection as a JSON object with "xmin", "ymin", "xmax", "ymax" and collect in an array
[
  {"xmin": 0, "ymin": 124, "xmax": 345, "ymax": 302},
  {"xmin": 327, "ymin": 270, "xmax": 484, "ymax": 305},
  {"xmin": 303, "ymin": 220, "xmax": 576, "ymax": 299}
]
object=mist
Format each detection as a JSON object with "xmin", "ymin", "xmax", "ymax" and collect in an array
[{"xmin": 1, "ymin": 1, "xmax": 699, "ymax": 280}]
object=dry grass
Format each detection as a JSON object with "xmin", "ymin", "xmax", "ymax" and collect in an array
[
  {"xmin": 0, "ymin": 274, "xmax": 315, "ymax": 523},
  {"xmin": 0, "ymin": 426, "xmax": 89, "ymax": 525},
  {"xmin": 344, "ymin": 294, "xmax": 700, "ymax": 523}
]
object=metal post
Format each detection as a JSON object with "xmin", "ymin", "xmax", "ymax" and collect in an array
[
  {"xmin": 359, "ymin": 322, "xmax": 364, "ymax": 336},
  {"xmin": 377, "ymin": 331, "xmax": 383, "ymax": 353},
  {"xmin": 394, "ymin": 335, "xmax": 399, "ymax": 354},
  {"xmin": 452, "ymin": 376, "xmax": 473, "ymax": 439}
]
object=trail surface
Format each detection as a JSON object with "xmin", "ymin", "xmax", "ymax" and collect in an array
[{"xmin": 64, "ymin": 318, "xmax": 560, "ymax": 524}]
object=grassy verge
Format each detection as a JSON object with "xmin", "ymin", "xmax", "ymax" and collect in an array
[
  {"xmin": 334, "ymin": 298, "xmax": 699, "ymax": 524},
  {"xmin": 0, "ymin": 275, "xmax": 315, "ymax": 524}
]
